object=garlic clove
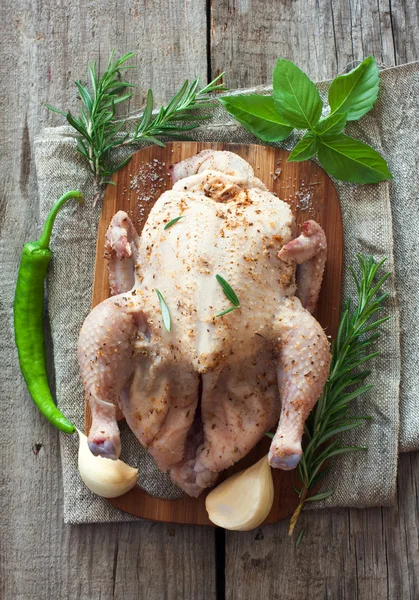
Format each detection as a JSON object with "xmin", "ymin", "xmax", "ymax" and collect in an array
[
  {"xmin": 77, "ymin": 430, "xmax": 138, "ymax": 498},
  {"xmin": 205, "ymin": 455, "xmax": 274, "ymax": 531}
]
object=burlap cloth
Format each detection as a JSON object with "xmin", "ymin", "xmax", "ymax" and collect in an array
[{"xmin": 33, "ymin": 62, "xmax": 418, "ymax": 523}]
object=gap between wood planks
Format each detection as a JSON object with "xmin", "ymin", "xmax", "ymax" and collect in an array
[
  {"xmin": 206, "ymin": 0, "xmax": 213, "ymax": 83},
  {"xmin": 206, "ymin": 2, "xmax": 227, "ymax": 594},
  {"xmin": 215, "ymin": 528, "xmax": 226, "ymax": 599}
]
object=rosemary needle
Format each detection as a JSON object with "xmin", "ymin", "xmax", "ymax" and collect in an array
[
  {"xmin": 215, "ymin": 306, "xmax": 239, "ymax": 318},
  {"xmin": 164, "ymin": 216, "xmax": 185, "ymax": 230},
  {"xmin": 295, "ymin": 528, "xmax": 305, "ymax": 548},
  {"xmin": 215, "ymin": 274, "xmax": 240, "ymax": 306},
  {"xmin": 155, "ymin": 289, "xmax": 171, "ymax": 332}
]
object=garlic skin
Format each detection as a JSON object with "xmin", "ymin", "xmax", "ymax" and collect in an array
[
  {"xmin": 77, "ymin": 430, "xmax": 138, "ymax": 498},
  {"xmin": 205, "ymin": 455, "xmax": 274, "ymax": 531}
]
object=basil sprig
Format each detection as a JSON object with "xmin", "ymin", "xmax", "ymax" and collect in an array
[{"xmin": 220, "ymin": 56, "xmax": 391, "ymax": 184}]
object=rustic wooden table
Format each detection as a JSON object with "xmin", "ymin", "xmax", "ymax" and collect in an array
[{"xmin": 1, "ymin": 1, "xmax": 418, "ymax": 599}]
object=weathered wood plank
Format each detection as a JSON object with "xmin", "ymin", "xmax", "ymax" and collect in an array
[
  {"xmin": 0, "ymin": 1, "xmax": 215, "ymax": 599},
  {"xmin": 211, "ymin": 0, "xmax": 418, "ymax": 87},
  {"xmin": 390, "ymin": 0, "xmax": 419, "ymax": 65},
  {"xmin": 211, "ymin": 0, "xmax": 340, "ymax": 84},
  {"xmin": 211, "ymin": 2, "xmax": 419, "ymax": 599},
  {"xmin": 224, "ymin": 451, "xmax": 419, "ymax": 600}
]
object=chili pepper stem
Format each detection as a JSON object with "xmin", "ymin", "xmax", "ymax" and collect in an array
[{"xmin": 38, "ymin": 191, "xmax": 84, "ymax": 249}]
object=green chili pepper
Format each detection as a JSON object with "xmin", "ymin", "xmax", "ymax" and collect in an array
[{"xmin": 14, "ymin": 190, "xmax": 84, "ymax": 434}]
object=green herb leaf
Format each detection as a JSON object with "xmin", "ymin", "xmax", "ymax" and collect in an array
[
  {"xmin": 45, "ymin": 103, "xmax": 68, "ymax": 117},
  {"xmin": 273, "ymin": 58, "xmax": 323, "ymax": 129},
  {"xmin": 296, "ymin": 528, "xmax": 305, "ymax": 548},
  {"xmin": 314, "ymin": 112, "xmax": 347, "ymax": 136},
  {"xmin": 315, "ymin": 422, "xmax": 369, "ymax": 447},
  {"xmin": 215, "ymin": 306, "xmax": 239, "ymax": 318},
  {"xmin": 218, "ymin": 94, "xmax": 293, "ymax": 142},
  {"xmin": 308, "ymin": 466, "xmax": 331, "ymax": 489},
  {"xmin": 323, "ymin": 446, "xmax": 367, "ymax": 460},
  {"xmin": 155, "ymin": 288, "xmax": 171, "ymax": 332},
  {"xmin": 305, "ymin": 490, "xmax": 335, "ymax": 502},
  {"xmin": 287, "ymin": 131, "xmax": 318, "ymax": 162},
  {"xmin": 328, "ymin": 56, "xmax": 380, "ymax": 121},
  {"xmin": 317, "ymin": 134, "xmax": 392, "ymax": 183},
  {"xmin": 164, "ymin": 216, "xmax": 185, "ymax": 230},
  {"xmin": 130, "ymin": 74, "xmax": 227, "ymax": 144},
  {"xmin": 215, "ymin": 274, "xmax": 240, "ymax": 307}
]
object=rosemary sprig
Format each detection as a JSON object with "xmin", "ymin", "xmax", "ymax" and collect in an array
[
  {"xmin": 288, "ymin": 254, "xmax": 391, "ymax": 536},
  {"xmin": 215, "ymin": 274, "xmax": 241, "ymax": 317},
  {"xmin": 47, "ymin": 51, "xmax": 136, "ymax": 202},
  {"xmin": 47, "ymin": 51, "xmax": 226, "ymax": 204}
]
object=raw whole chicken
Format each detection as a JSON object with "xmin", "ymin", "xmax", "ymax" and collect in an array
[{"xmin": 78, "ymin": 150, "xmax": 331, "ymax": 497}]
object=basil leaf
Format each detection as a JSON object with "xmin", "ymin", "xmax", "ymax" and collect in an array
[
  {"xmin": 273, "ymin": 58, "xmax": 323, "ymax": 129},
  {"xmin": 218, "ymin": 95, "xmax": 293, "ymax": 142},
  {"xmin": 314, "ymin": 112, "xmax": 347, "ymax": 136},
  {"xmin": 215, "ymin": 274, "xmax": 240, "ymax": 307},
  {"xmin": 317, "ymin": 134, "xmax": 392, "ymax": 183},
  {"xmin": 328, "ymin": 56, "xmax": 380, "ymax": 121},
  {"xmin": 155, "ymin": 288, "xmax": 171, "ymax": 332},
  {"xmin": 287, "ymin": 132, "xmax": 318, "ymax": 162}
]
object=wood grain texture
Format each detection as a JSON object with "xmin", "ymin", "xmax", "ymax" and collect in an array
[
  {"xmin": 210, "ymin": 0, "xmax": 419, "ymax": 85},
  {"xmin": 225, "ymin": 451, "xmax": 419, "ymax": 600},
  {"xmin": 87, "ymin": 141, "xmax": 342, "ymax": 525},
  {"xmin": 0, "ymin": 0, "xmax": 418, "ymax": 598}
]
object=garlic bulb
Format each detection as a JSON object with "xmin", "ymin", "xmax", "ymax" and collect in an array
[
  {"xmin": 205, "ymin": 455, "xmax": 274, "ymax": 531},
  {"xmin": 77, "ymin": 430, "xmax": 138, "ymax": 498}
]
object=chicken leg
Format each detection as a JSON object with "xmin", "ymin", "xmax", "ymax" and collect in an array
[
  {"xmin": 78, "ymin": 295, "xmax": 146, "ymax": 459},
  {"xmin": 268, "ymin": 298, "xmax": 331, "ymax": 469}
]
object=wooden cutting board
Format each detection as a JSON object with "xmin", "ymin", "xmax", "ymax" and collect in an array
[{"xmin": 85, "ymin": 142, "xmax": 343, "ymax": 526}]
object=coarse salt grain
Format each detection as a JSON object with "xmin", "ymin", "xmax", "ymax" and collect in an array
[{"xmin": 130, "ymin": 160, "xmax": 167, "ymax": 204}]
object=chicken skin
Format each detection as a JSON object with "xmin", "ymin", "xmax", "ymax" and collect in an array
[{"xmin": 78, "ymin": 151, "xmax": 331, "ymax": 497}]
